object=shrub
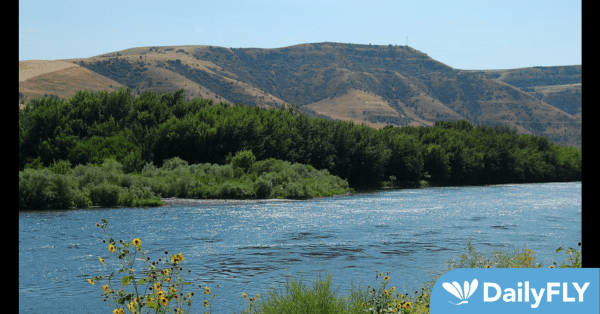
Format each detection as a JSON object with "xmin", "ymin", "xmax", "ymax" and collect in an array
[
  {"xmin": 89, "ymin": 183, "xmax": 122, "ymax": 207},
  {"xmin": 161, "ymin": 157, "xmax": 189, "ymax": 171},
  {"xmin": 19, "ymin": 168, "xmax": 77, "ymax": 210},
  {"xmin": 216, "ymin": 181, "xmax": 254, "ymax": 199},
  {"xmin": 254, "ymin": 177, "xmax": 272, "ymax": 198},
  {"xmin": 243, "ymin": 272, "xmax": 349, "ymax": 314},
  {"xmin": 230, "ymin": 150, "xmax": 256, "ymax": 172},
  {"xmin": 48, "ymin": 159, "xmax": 72, "ymax": 175}
]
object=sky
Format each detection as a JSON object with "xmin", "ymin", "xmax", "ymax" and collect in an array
[{"xmin": 19, "ymin": 0, "xmax": 581, "ymax": 70}]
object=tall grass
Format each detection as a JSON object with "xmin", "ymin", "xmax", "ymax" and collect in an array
[{"xmin": 235, "ymin": 242, "xmax": 582, "ymax": 314}]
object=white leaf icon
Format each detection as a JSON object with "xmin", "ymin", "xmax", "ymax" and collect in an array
[
  {"xmin": 466, "ymin": 279, "xmax": 478, "ymax": 299},
  {"xmin": 452, "ymin": 281, "xmax": 464, "ymax": 299},
  {"xmin": 464, "ymin": 281, "xmax": 470, "ymax": 299},
  {"xmin": 443, "ymin": 282, "xmax": 463, "ymax": 300}
]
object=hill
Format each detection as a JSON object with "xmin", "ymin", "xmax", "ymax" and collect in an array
[{"xmin": 19, "ymin": 42, "xmax": 581, "ymax": 148}]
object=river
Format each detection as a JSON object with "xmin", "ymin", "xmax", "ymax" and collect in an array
[{"xmin": 19, "ymin": 182, "xmax": 581, "ymax": 313}]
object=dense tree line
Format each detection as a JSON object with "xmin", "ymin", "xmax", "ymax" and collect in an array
[{"xmin": 19, "ymin": 88, "xmax": 581, "ymax": 191}]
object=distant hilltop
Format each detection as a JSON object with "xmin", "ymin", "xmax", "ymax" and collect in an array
[{"xmin": 19, "ymin": 42, "xmax": 581, "ymax": 148}]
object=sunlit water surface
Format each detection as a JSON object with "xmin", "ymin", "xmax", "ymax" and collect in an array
[{"xmin": 19, "ymin": 182, "xmax": 581, "ymax": 313}]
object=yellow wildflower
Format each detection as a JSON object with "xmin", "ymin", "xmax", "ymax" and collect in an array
[
  {"xmin": 88, "ymin": 279, "xmax": 94, "ymax": 285},
  {"xmin": 384, "ymin": 275, "xmax": 390, "ymax": 281},
  {"xmin": 391, "ymin": 287, "xmax": 395, "ymax": 292},
  {"xmin": 108, "ymin": 244, "xmax": 115, "ymax": 253},
  {"xmin": 160, "ymin": 297, "xmax": 168, "ymax": 306},
  {"xmin": 132, "ymin": 238, "xmax": 141, "ymax": 246},
  {"xmin": 103, "ymin": 284, "xmax": 109, "ymax": 292},
  {"xmin": 404, "ymin": 302, "xmax": 412, "ymax": 309},
  {"xmin": 256, "ymin": 293, "xmax": 260, "ymax": 300},
  {"xmin": 243, "ymin": 292, "xmax": 247, "ymax": 299},
  {"xmin": 99, "ymin": 257, "xmax": 105, "ymax": 264}
]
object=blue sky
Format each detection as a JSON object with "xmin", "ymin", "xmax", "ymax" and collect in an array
[{"xmin": 19, "ymin": 0, "xmax": 581, "ymax": 70}]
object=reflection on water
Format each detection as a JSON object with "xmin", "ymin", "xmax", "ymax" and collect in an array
[{"xmin": 19, "ymin": 182, "xmax": 581, "ymax": 313}]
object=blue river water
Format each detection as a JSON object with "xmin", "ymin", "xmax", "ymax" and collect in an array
[{"xmin": 19, "ymin": 182, "xmax": 581, "ymax": 313}]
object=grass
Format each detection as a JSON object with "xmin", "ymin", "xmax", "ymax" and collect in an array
[{"xmin": 231, "ymin": 241, "xmax": 582, "ymax": 314}]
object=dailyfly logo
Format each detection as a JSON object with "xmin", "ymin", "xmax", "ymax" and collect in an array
[
  {"xmin": 431, "ymin": 268, "xmax": 599, "ymax": 313},
  {"xmin": 443, "ymin": 279, "xmax": 478, "ymax": 305}
]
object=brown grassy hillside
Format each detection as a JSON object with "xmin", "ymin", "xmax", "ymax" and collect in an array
[
  {"xmin": 19, "ymin": 61, "xmax": 124, "ymax": 103},
  {"xmin": 20, "ymin": 43, "xmax": 581, "ymax": 148}
]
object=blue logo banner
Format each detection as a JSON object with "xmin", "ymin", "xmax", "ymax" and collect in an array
[{"xmin": 431, "ymin": 268, "xmax": 599, "ymax": 313}]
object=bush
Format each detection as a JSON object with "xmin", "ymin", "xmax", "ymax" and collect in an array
[
  {"xmin": 216, "ymin": 181, "xmax": 254, "ymax": 199},
  {"xmin": 254, "ymin": 177, "xmax": 272, "ymax": 198},
  {"xmin": 48, "ymin": 159, "xmax": 72, "ymax": 175},
  {"xmin": 19, "ymin": 169, "xmax": 77, "ymax": 210},
  {"xmin": 161, "ymin": 156, "xmax": 188, "ymax": 171},
  {"xmin": 89, "ymin": 183, "xmax": 122, "ymax": 207},
  {"xmin": 72, "ymin": 188, "xmax": 92, "ymax": 208},
  {"xmin": 244, "ymin": 272, "xmax": 350, "ymax": 314},
  {"xmin": 230, "ymin": 150, "xmax": 256, "ymax": 172}
]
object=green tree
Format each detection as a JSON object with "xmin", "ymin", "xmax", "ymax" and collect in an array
[{"xmin": 230, "ymin": 150, "xmax": 256, "ymax": 172}]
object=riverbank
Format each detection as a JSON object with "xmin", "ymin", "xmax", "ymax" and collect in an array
[{"xmin": 160, "ymin": 197, "xmax": 301, "ymax": 206}]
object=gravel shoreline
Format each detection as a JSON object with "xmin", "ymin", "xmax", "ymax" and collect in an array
[{"xmin": 160, "ymin": 197, "xmax": 301, "ymax": 206}]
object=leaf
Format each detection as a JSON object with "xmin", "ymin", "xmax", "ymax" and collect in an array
[
  {"xmin": 122, "ymin": 275, "xmax": 133, "ymax": 286},
  {"xmin": 442, "ymin": 282, "xmax": 463, "ymax": 300},
  {"xmin": 184, "ymin": 282, "xmax": 191, "ymax": 285},
  {"xmin": 139, "ymin": 278, "xmax": 148, "ymax": 285},
  {"xmin": 147, "ymin": 301, "xmax": 157, "ymax": 309},
  {"xmin": 556, "ymin": 247, "xmax": 563, "ymax": 253},
  {"xmin": 102, "ymin": 218, "xmax": 108, "ymax": 225},
  {"xmin": 466, "ymin": 279, "xmax": 478, "ymax": 299}
]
